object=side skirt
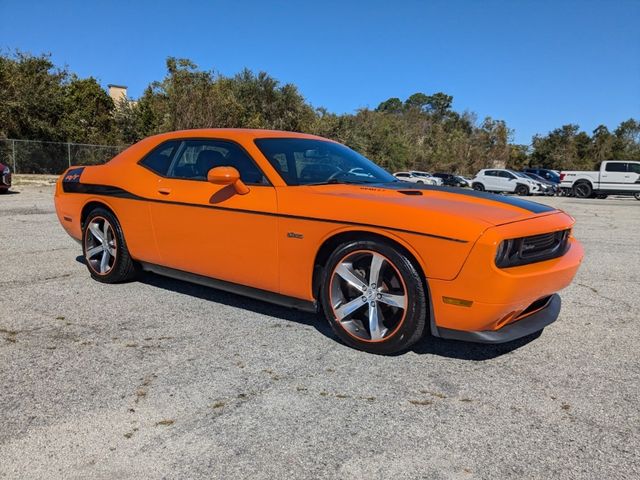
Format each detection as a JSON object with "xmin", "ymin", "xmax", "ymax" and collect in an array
[{"xmin": 139, "ymin": 262, "xmax": 318, "ymax": 313}]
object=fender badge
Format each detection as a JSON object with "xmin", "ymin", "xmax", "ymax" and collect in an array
[{"xmin": 287, "ymin": 232, "xmax": 304, "ymax": 239}]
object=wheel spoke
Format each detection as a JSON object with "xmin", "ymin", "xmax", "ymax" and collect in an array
[
  {"xmin": 100, "ymin": 250, "xmax": 111, "ymax": 273},
  {"xmin": 378, "ymin": 292, "xmax": 406, "ymax": 309},
  {"xmin": 368, "ymin": 302, "xmax": 387, "ymax": 340},
  {"xmin": 368, "ymin": 253, "xmax": 385, "ymax": 286},
  {"xmin": 89, "ymin": 223, "xmax": 104, "ymax": 244},
  {"xmin": 334, "ymin": 296, "xmax": 367, "ymax": 320},
  {"xmin": 86, "ymin": 245, "xmax": 103, "ymax": 259},
  {"xmin": 107, "ymin": 245, "xmax": 117, "ymax": 256},
  {"xmin": 103, "ymin": 222, "xmax": 110, "ymax": 243},
  {"xmin": 335, "ymin": 263, "xmax": 367, "ymax": 291}
]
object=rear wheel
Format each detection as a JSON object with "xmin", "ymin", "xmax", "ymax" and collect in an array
[
  {"xmin": 573, "ymin": 181, "xmax": 593, "ymax": 198},
  {"xmin": 320, "ymin": 240, "xmax": 427, "ymax": 355},
  {"xmin": 82, "ymin": 208, "xmax": 139, "ymax": 283},
  {"xmin": 634, "ymin": 192, "xmax": 640, "ymax": 201},
  {"xmin": 515, "ymin": 184, "xmax": 529, "ymax": 196},
  {"xmin": 472, "ymin": 183, "xmax": 485, "ymax": 191}
]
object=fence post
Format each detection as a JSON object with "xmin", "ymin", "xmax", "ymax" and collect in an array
[
  {"xmin": 12, "ymin": 139, "xmax": 17, "ymax": 174},
  {"xmin": 67, "ymin": 142, "xmax": 71, "ymax": 168}
]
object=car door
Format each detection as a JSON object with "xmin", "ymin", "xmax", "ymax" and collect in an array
[
  {"xmin": 599, "ymin": 162, "xmax": 628, "ymax": 191},
  {"xmin": 626, "ymin": 162, "xmax": 640, "ymax": 193},
  {"xmin": 498, "ymin": 171, "xmax": 517, "ymax": 192},
  {"xmin": 483, "ymin": 170, "xmax": 500, "ymax": 191},
  {"xmin": 147, "ymin": 138, "xmax": 279, "ymax": 293}
]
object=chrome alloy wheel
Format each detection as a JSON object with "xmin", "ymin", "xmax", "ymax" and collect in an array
[
  {"xmin": 329, "ymin": 250, "xmax": 408, "ymax": 342},
  {"xmin": 85, "ymin": 216, "xmax": 117, "ymax": 275}
]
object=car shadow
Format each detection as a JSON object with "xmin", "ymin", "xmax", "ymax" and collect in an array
[
  {"xmin": 139, "ymin": 271, "xmax": 334, "ymax": 338},
  {"xmin": 409, "ymin": 330, "xmax": 542, "ymax": 360},
  {"xmin": 75, "ymin": 255, "xmax": 541, "ymax": 360},
  {"xmin": 1, "ymin": 189, "xmax": 19, "ymax": 194}
]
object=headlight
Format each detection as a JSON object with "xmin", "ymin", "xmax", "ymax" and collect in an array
[{"xmin": 2, "ymin": 166, "xmax": 8, "ymax": 175}]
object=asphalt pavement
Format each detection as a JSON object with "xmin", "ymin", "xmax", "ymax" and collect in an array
[{"xmin": 1, "ymin": 185, "xmax": 638, "ymax": 479}]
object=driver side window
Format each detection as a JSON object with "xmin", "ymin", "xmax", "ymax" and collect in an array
[{"xmin": 168, "ymin": 140, "xmax": 267, "ymax": 185}]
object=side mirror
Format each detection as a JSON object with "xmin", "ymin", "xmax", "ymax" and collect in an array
[{"xmin": 207, "ymin": 166, "xmax": 250, "ymax": 195}]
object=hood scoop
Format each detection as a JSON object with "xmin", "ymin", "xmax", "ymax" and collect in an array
[{"xmin": 398, "ymin": 190, "xmax": 423, "ymax": 196}]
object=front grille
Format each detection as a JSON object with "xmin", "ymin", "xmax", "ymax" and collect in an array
[{"xmin": 496, "ymin": 229, "xmax": 570, "ymax": 268}]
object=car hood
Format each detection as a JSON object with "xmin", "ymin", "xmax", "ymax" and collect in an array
[{"xmin": 278, "ymin": 182, "xmax": 559, "ymax": 243}]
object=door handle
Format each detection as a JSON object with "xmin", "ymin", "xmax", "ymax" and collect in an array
[{"xmin": 158, "ymin": 187, "xmax": 172, "ymax": 195}]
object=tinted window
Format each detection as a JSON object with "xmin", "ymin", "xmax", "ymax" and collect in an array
[
  {"xmin": 254, "ymin": 138, "xmax": 396, "ymax": 185},
  {"xmin": 605, "ymin": 162, "xmax": 627, "ymax": 172},
  {"xmin": 628, "ymin": 163, "xmax": 640, "ymax": 174},
  {"xmin": 168, "ymin": 140, "xmax": 267, "ymax": 184},
  {"xmin": 484, "ymin": 170, "xmax": 498, "ymax": 177},
  {"xmin": 396, "ymin": 173, "xmax": 410, "ymax": 178},
  {"xmin": 497, "ymin": 171, "xmax": 515, "ymax": 179},
  {"xmin": 140, "ymin": 141, "xmax": 179, "ymax": 176}
]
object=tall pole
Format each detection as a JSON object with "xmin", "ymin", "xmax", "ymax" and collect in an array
[{"xmin": 12, "ymin": 139, "xmax": 16, "ymax": 173}]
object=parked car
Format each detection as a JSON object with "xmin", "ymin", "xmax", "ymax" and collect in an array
[
  {"xmin": 54, "ymin": 129, "xmax": 583, "ymax": 354},
  {"xmin": 559, "ymin": 160, "xmax": 640, "ymax": 199},
  {"xmin": 523, "ymin": 168, "xmax": 561, "ymax": 185},
  {"xmin": 0, "ymin": 162, "xmax": 11, "ymax": 193},
  {"xmin": 393, "ymin": 171, "xmax": 438, "ymax": 185},
  {"xmin": 432, "ymin": 173, "xmax": 468, "ymax": 187},
  {"xmin": 409, "ymin": 170, "xmax": 444, "ymax": 185},
  {"xmin": 471, "ymin": 169, "xmax": 542, "ymax": 196},
  {"xmin": 520, "ymin": 172, "xmax": 557, "ymax": 196}
]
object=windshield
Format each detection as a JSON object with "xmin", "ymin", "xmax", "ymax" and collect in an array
[
  {"xmin": 254, "ymin": 138, "xmax": 397, "ymax": 185},
  {"xmin": 512, "ymin": 171, "xmax": 531, "ymax": 179}
]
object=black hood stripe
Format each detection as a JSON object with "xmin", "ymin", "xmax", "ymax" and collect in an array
[
  {"xmin": 370, "ymin": 182, "xmax": 555, "ymax": 214},
  {"xmin": 62, "ymin": 182, "xmax": 469, "ymax": 243}
]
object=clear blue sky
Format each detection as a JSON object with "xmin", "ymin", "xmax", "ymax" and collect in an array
[{"xmin": 1, "ymin": 0, "xmax": 638, "ymax": 144}]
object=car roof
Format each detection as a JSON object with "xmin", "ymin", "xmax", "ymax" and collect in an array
[{"xmin": 142, "ymin": 128, "xmax": 331, "ymax": 144}]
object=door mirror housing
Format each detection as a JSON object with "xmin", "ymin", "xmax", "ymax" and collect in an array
[{"xmin": 207, "ymin": 166, "xmax": 250, "ymax": 195}]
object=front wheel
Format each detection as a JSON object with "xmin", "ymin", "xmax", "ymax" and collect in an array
[
  {"xmin": 472, "ymin": 183, "xmax": 485, "ymax": 191},
  {"xmin": 82, "ymin": 207, "xmax": 139, "ymax": 283},
  {"xmin": 320, "ymin": 240, "xmax": 428, "ymax": 355},
  {"xmin": 515, "ymin": 184, "xmax": 530, "ymax": 196}
]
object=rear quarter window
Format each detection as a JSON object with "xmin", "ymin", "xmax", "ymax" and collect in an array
[{"xmin": 140, "ymin": 141, "xmax": 180, "ymax": 176}]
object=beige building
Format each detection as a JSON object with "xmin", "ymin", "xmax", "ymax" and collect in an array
[{"xmin": 107, "ymin": 84, "xmax": 128, "ymax": 105}]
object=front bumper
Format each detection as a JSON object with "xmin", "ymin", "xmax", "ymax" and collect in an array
[
  {"xmin": 436, "ymin": 294, "xmax": 560, "ymax": 343},
  {"xmin": 428, "ymin": 211, "xmax": 583, "ymax": 342}
]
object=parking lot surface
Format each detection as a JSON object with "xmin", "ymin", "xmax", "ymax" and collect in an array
[{"xmin": 1, "ymin": 185, "xmax": 639, "ymax": 479}]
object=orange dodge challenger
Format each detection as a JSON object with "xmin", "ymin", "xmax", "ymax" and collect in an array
[{"xmin": 54, "ymin": 129, "xmax": 583, "ymax": 354}]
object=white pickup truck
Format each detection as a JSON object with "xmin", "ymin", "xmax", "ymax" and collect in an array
[{"xmin": 560, "ymin": 160, "xmax": 640, "ymax": 200}]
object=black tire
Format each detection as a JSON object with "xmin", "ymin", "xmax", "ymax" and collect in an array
[
  {"xmin": 515, "ymin": 184, "xmax": 529, "ymax": 196},
  {"xmin": 472, "ymin": 182, "xmax": 485, "ymax": 191},
  {"xmin": 319, "ymin": 239, "xmax": 428, "ymax": 355},
  {"xmin": 573, "ymin": 181, "xmax": 593, "ymax": 198},
  {"xmin": 416, "ymin": 180, "xmax": 424, "ymax": 184},
  {"xmin": 82, "ymin": 207, "xmax": 139, "ymax": 283},
  {"xmin": 635, "ymin": 193, "xmax": 640, "ymax": 201}
]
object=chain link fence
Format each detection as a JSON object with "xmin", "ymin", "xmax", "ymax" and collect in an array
[{"xmin": 0, "ymin": 139, "xmax": 127, "ymax": 174}]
